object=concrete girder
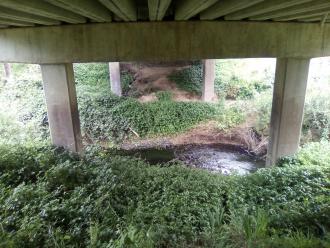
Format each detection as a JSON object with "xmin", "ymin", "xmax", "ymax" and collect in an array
[
  {"xmin": 266, "ymin": 58, "xmax": 310, "ymax": 166},
  {"xmin": 275, "ymin": 8, "xmax": 330, "ymax": 22},
  {"xmin": 0, "ymin": 0, "xmax": 86, "ymax": 24},
  {"xmin": 0, "ymin": 17, "xmax": 34, "ymax": 27},
  {"xmin": 1, "ymin": 21, "xmax": 330, "ymax": 63},
  {"xmin": 200, "ymin": 0, "xmax": 264, "ymax": 20},
  {"xmin": 148, "ymin": 0, "xmax": 171, "ymax": 21},
  {"xmin": 41, "ymin": 63, "xmax": 83, "ymax": 153},
  {"xmin": 45, "ymin": 0, "xmax": 112, "ymax": 22},
  {"xmin": 225, "ymin": 0, "xmax": 311, "ymax": 21},
  {"xmin": 250, "ymin": 0, "xmax": 330, "ymax": 21},
  {"xmin": 0, "ymin": 6, "xmax": 60, "ymax": 25},
  {"xmin": 98, "ymin": 0, "xmax": 137, "ymax": 21},
  {"xmin": 175, "ymin": 0, "xmax": 218, "ymax": 21}
]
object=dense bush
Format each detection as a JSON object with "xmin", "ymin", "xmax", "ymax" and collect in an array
[
  {"xmin": 215, "ymin": 60, "xmax": 273, "ymax": 100},
  {"xmin": 0, "ymin": 143, "xmax": 329, "ymax": 247},
  {"xmin": 250, "ymin": 91, "xmax": 273, "ymax": 137},
  {"xmin": 250, "ymin": 90, "xmax": 330, "ymax": 142},
  {"xmin": 168, "ymin": 62, "xmax": 203, "ymax": 95},
  {"xmin": 303, "ymin": 93, "xmax": 330, "ymax": 142},
  {"xmin": 80, "ymin": 94, "xmax": 216, "ymax": 143},
  {"xmin": 155, "ymin": 91, "xmax": 173, "ymax": 101},
  {"xmin": 216, "ymin": 101, "xmax": 246, "ymax": 130},
  {"xmin": 0, "ymin": 72, "xmax": 49, "ymax": 144},
  {"xmin": 120, "ymin": 70, "xmax": 134, "ymax": 96}
]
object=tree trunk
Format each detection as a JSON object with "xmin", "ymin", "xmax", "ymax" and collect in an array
[{"xmin": 3, "ymin": 63, "xmax": 11, "ymax": 79}]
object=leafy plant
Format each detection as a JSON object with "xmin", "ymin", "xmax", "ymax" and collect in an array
[
  {"xmin": 80, "ymin": 94, "xmax": 217, "ymax": 143},
  {"xmin": 215, "ymin": 60, "xmax": 273, "ymax": 100},
  {"xmin": 303, "ymin": 93, "xmax": 330, "ymax": 142},
  {"xmin": 73, "ymin": 63, "xmax": 109, "ymax": 87},
  {"xmin": 0, "ymin": 142, "xmax": 329, "ymax": 247},
  {"xmin": 155, "ymin": 91, "xmax": 172, "ymax": 101},
  {"xmin": 120, "ymin": 70, "xmax": 134, "ymax": 96}
]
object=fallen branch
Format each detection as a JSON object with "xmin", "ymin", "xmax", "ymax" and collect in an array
[{"xmin": 129, "ymin": 128, "xmax": 140, "ymax": 138}]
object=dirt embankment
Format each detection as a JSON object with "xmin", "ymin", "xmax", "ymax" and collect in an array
[{"xmin": 121, "ymin": 121, "xmax": 268, "ymax": 158}]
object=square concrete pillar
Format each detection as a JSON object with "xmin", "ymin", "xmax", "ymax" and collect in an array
[
  {"xmin": 109, "ymin": 62, "xmax": 122, "ymax": 96},
  {"xmin": 202, "ymin": 59, "xmax": 215, "ymax": 102},
  {"xmin": 266, "ymin": 58, "xmax": 310, "ymax": 166},
  {"xmin": 41, "ymin": 64, "xmax": 83, "ymax": 153}
]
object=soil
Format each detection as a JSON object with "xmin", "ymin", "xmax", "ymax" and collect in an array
[{"xmin": 121, "ymin": 121, "xmax": 268, "ymax": 158}]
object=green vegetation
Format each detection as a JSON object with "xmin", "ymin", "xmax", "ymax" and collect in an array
[
  {"xmin": 1, "ymin": 60, "xmax": 330, "ymax": 248},
  {"xmin": 215, "ymin": 101, "xmax": 247, "ymax": 131},
  {"xmin": 249, "ymin": 90, "xmax": 330, "ymax": 141},
  {"xmin": 0, "ymin": 142, "xmax": 329, "ymax": 247},
  {"xmin": 0, "ymin": 65, "xmax": 49, "ymax": 145},
  {"xmin": 73, "ymin": 63, "xmax": 109, "ymax": 87},
  {"xmin": 168, "ymin": 62, "xmax": 203, "ymax": 95},
  {"xmin": 79, "ymin": 93, "xmax": 218, "ymax": 143},
  {"xmin": 215, "ymin": 60, "xmax": 273, "ymax": 100},
  {"xmin": 0, "ymin": 63, "xmax": 247, "ymax": 146},
  {"xmin": 303, "ymin": 92, "xmax": 330, "ymax": 142},
  {"xmin": 120, "ymin": 70, "xmax": 134, "ymax": 96}
]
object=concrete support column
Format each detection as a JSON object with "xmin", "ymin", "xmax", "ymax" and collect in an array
[
  {"xmin": 202, "ymin": 59, "xmax": 215, "ymax": 102},
  {"xmin": 266, "ymin": 58, "xmax": 310, "ymax": 166},
  {"xmin": 109, "ymin": 62, "xmax": 122, "ymax": 96},
  {"xmin": 40, "ymin": 64, "xmax": 83, "ymax": 153}
]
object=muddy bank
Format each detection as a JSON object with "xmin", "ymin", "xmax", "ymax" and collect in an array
[{"xmin": 121, "ymin": 121, "xmax": 268, "ymax": 156}]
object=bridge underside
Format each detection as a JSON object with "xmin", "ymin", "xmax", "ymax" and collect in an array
[{"xmin": 0, "ymin": 0, "xmax": 328, "ymax": 165}]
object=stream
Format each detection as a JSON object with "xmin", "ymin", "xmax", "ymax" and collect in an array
[{"xmin": 121, "ymin": 144, "xmax": 264, "ymax": 175}]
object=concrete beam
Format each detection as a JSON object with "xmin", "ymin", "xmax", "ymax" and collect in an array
[
  {"xmin": 0, "ymin": 17, "xmax": 34, "ymax": 27},
  {"xmin": 225, "ymin": 0, "xmax": 311, "ymax": 21},
  {"xmin": 45, "ymin": 0, "xmax": 112, "ymax": 22},
  {"xmin": 0, "ymin": 7, "xmax": 61, "ymax": 25},
  {"xmin": 200, "ymin": 0, "xmax": 264, "ymax": 20},
  {"xmin": 148, "ymin": 0, "xmax": 171, "ymax": 21},
  {"xmin": 250, "ymin": 0, "xmax": 330, "ymax": 21},
  {"xmin": 1, "ymin": 21, "xmax": 330, "ymax": 63},
  {"xmin": 275, "ymin": 8, "xmax": 330, "ymax": 21},
  {"xmin": 109, "ymin": 62, "xmax": 122, "ymax": 96},
  {"xmin": 41, "ymin": 63, "xmax": 83, "ymax": 153},
  {"xmin": 202, "ymin": 59, "xmax": 215, "ymax": 102},
  {"xmin": 99, "ymin": 0, "xmax": 137, "ymax": 21},
  {"xmin": 0, "ymin": 0, "xmax": 86, "ymax": 24},
  {"xmin": 266, "ymin": 58, "xmax": 310, "ymax": 166},
  {"xmin": 175, "ymin": 0, "xmax": 218, "ymax": 20}
]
